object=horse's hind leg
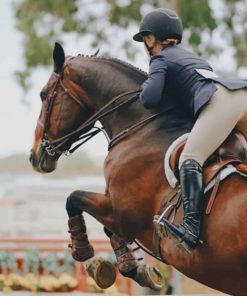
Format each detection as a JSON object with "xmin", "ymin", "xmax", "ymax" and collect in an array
[
  {"xmin": 104, "ymin": 227, "xmax": 164, "ymax": 291},
  {"xmin": 66, "ymin": 190, "xmax": 116, "ymax": 289}
]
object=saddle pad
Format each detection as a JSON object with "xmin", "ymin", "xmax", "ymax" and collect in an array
[{"xmin": 164, "ymin": 133, "xmax": 247, "ymax": 193}]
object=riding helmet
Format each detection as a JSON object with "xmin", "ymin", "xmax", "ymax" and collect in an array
[{"xmin": 133, "ymin": 8, "xmax": 183, "ymax": 43}]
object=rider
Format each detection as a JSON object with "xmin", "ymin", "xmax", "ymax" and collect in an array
[{"xmin": 133, "ymin": 8, "xmax": 247, "ymax": 251}]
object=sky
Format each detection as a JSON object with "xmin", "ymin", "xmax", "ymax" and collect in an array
[
  {"xmin": 0, "ymin": 2, "xmax": 57, "ymax": 158},
  {"xmin": 0, "ymin": 1, "xmax": 33, "ymax": 158},
  {"xmin": 0, "ymin": 1, "xmax": 246, "ymax": 160}
]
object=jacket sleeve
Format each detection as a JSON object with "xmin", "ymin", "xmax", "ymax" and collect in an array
[{"xmin": 140, "ymin": 55, "xmax": 168, "ymax": 109}]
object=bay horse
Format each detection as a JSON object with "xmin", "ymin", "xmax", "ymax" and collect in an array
[{"xmin": 30, "ymin": 42, "xmax": 247, "ymax": 295}]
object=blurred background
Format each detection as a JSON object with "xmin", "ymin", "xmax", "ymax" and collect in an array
[{"xmin": 0, "ymin": 0, "xmax": 246, "ymax": 294}]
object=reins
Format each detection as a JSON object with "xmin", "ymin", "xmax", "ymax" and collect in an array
[
  {"xmin": 108, "ymin": 110, "xmax": 167, "ymax": 150},
  {"xmin": 49, "ymin": 88, "xmax": 140, "ymax": 155},
  {"xmin": 66, "ymin": 101, "xmax": 167, "ymax": 153}
]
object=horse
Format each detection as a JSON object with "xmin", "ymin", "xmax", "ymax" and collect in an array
[{"xmin": 30, "ymin": 42, "xmax": 247, "ymax": 295}]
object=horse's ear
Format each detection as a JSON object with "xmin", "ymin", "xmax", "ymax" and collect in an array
[{"xmin": 53, "ymin": 42, "xmax": 65, "ymax": 73}]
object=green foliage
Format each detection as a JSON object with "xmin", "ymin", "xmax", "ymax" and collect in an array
[
  {"xmin": 107, "ymin": 0, "xmax": 143, "ymax": 26},
  {"xmin": 221, "ymin": 0, "xmax": 247, "ymax": 66},
  {"xmin": 13, "ymin": 0, "xmax": 77, "ymax": 67},
  {"xmin": 23, "ymin": 250, "xmax": 40, "ymax": 274},
  {"xmin": 0, "ymin": 252, "xmax": 19, "ymax": 273},
  {"xmin": 180, "ymin": 0, "xmax": 217, "ymax": 51},
  {"xmin": 12, "ymin": 0, "xmax": 247, "ymax": 92},
  {"xmin": 180, "ymin": 0, "xmax": 217, "ymax": 30}
]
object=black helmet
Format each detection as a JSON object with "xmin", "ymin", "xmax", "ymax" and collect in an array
[{"xmin": 133, "ymin": 8, "xmax": 183, "ymax": 43}]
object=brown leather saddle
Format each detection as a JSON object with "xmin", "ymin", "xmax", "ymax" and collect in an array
[
  {"xmin": 163, "ymin": 130, "xmax": 247, "ymax": 218},
  {"xmin": 170, "ymin": 130, "xmax": 247, "ymax": 187}
]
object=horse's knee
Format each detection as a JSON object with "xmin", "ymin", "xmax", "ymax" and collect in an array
[{"xmin": 66, "ymin": 190, "xmax": 84, "ymax": 217}]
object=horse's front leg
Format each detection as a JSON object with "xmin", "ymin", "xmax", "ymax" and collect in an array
[{"xmin": 66, "ymin": 190, "xmax": 116, "ymax": 289}]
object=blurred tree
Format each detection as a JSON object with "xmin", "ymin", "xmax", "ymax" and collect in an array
[
  {"xmin": 219, "ymin": 0, "xmax": 247, "ymax": 67},
  {"xmin": 13, "ymin": 0, "xmax": 247, "ymax": 93}
]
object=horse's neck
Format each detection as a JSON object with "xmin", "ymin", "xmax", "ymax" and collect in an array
[
  {"xmin": 82, "ymin": 58, "xmax": 148, "ymax": 138},
  {"xmin": 78, "ymin": 58, "xmax": 192, "ymax": 142}
]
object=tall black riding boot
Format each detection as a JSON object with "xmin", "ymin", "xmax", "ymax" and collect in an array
[{"xmin": 158, "ymin": 159, "xmax": 204, "ymax": 251}]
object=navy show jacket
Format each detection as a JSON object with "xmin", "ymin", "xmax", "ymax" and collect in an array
[{"xmin": 140, "ymin": 46, "xmax": 247, "ymax": 118}]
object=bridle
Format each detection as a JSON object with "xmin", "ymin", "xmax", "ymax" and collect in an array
[
  {"xmin": 38, "ymin": 70, "xmax": 141, "ymax": 157},
  {"xmin": 38, "ymin": 67, "xmax": 166, "ymax": 158},
  {"xmin": 38, "ymin": 71, "xmax": 94, "ymax": 155}
]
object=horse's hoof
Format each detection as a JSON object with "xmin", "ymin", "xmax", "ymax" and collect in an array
[
  {"xmin": 86, "ymin": 257, "xmax": 116, "ymax": 289},
  {"xmin": 137, "ymin": 264, "xmax": 164, "ymax": 291}
]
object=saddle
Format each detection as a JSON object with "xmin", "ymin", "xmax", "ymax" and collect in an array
[
  {"xmin": 170, "ymin": 131, "xmax": 247, "ymax": 187},
  {"xmin": 162, "ymin": 130, "xmax": 247, "ymax": 219}
]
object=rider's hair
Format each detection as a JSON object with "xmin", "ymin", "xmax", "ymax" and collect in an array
[{"xmin": 158, "ymin": 38, "xmax": 178, "ymax": 49}]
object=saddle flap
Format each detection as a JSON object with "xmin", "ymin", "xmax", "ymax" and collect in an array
[{"xmin": 169, "ymin": 131, "xmax": 247, "ymax": 186}]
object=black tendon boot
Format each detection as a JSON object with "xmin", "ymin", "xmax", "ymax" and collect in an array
[{"xmin": 158, "ymin": 159, "xmax": 204, "ymax": 251}]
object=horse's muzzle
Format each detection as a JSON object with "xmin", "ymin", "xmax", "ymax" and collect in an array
[{"xmin": 29, "ymin": 148, "xmax": 57, "ymax": 173}]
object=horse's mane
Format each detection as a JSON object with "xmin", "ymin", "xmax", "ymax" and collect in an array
[
  {"xmin": 97, "ymin": 57, "xmax": 148, "ymax": 77},
  {"xmin": 74, "ymin": 53, "xmax": 148, "ymax": 78}
]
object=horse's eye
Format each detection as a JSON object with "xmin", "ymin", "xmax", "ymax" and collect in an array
[{"xmin": 40, "ymin": 91, "xmax": 47, "ymax": 102}]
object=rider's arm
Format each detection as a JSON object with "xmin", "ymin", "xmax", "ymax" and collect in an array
[{"xmin": 140, "ymin": 55, "xmax": 168, "ymax": 109}]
